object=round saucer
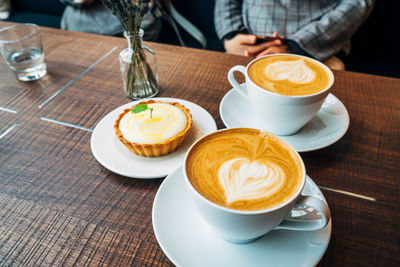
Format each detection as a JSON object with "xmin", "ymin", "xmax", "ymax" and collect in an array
[
  {"xmin": 219, "ymin": 88, "xmax": 350, "ymax": 152},
  {"xmin": 152, "ymin": 166, "xmax": 332, "ymax": 267},
  {"xmin": 90, "ymin": 98, "xmax": 216, "ymax": 179}
]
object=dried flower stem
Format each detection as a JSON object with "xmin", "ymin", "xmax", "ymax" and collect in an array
[{"xmin": 101, "ymin": 0, "xmax": 158, "ymax": 98}]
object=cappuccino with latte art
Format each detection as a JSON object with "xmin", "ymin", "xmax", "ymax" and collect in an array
[
  {"xmin": 228, "ymin": 54, "xmax": 335, "ymax": 135},
  {"xmin": 184, "ymin": 128, "xmax": 330, "ymax": 242},
  {"xmin": 248, "ymin": 54, "xmax": 331, "ymax": 96},
  {"xmin": 186, "ymin": 128, "xmax": 303, "ymax": 211}
]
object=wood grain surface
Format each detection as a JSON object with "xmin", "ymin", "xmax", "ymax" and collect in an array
[{"xmin": 0, "ymin": 22, "xmax": 399, "ymax": 266}]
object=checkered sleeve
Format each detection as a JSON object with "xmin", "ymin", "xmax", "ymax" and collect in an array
[
  {"xmin": 291, "ymin": 0, "xmax": 375, "ymax": 61},
  {"xmin": 214, "ymin": 0, "xmax": 246, "ymax": 40}
]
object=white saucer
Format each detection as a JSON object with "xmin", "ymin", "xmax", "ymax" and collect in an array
[
  {"xmin": 152, "ymin": 166, "xmax": 332, "ymax": 267},
  {"xmin": 220, "ymin": 88, "xmax": 350, "ymax": 152},
  {"xmin": 90, "ymin": 98, "xmax": 217, "ymax": 179}
]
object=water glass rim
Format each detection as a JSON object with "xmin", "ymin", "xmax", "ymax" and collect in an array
[{"xmin": 0, "ymin": 23, "xmax": 41, "ymax": 44}]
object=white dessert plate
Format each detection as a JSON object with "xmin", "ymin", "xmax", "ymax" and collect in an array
[
  {"xmin": 220, "ymin": 88, "xmax": 350, "ymax": 152},
  {"xmin": 90, "ymin": 97, "xmax": 217, "ymax": 179},
  {"xmin": 152, "ymin": 166, "xmax": 332, "ymax": 267}
]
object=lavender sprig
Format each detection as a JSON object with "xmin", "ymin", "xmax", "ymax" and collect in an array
[
  {"xmin": 101, "ymin": 0, "xmax": 158, "ymax": 98},
  {"xmin": 100, "ymin": 0, "xmax": 150, "ymax": 34}
]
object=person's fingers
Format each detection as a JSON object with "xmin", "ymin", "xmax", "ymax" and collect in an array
[
  {"xmin": 224, "ymin": 34, "xmax": 258, "ymax": 55},
  {"xmin": 256, "ymin": 45, "xmax": 287, "ymax": 57},
  {"xmin": 273, "ymin": 39, "xmax": 282, "ymax": 45},
  {"xmin": 246, "ymin": 39, "xmax": 281, "ymax": 56},
  {"xmin": 273, "ymin": 32, "xmax": 278, "ymax": 38},
  {"xmin": 256, "ymin": 49, "xmax": 272, "ymax": 58},
  {"xmin": 236, "ymin": 34, "xmax": 257, "ymax": 44}
]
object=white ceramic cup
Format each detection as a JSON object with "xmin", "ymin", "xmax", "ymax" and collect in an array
[
  {"xmin": 228, "ymin": 54, "xmax": 334, "ymax": 136},
  {"xmin": 183, "ymin": 128, "xmax": 331, "ymax": 243}
]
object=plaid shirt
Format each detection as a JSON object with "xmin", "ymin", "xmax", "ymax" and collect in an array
[{"xmin": 215, "ymin": 0, "xmax": 375, "ymax": 60}]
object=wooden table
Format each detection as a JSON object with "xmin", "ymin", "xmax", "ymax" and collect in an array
[{"xmin": 0, "ymin": 22, "xmax": 399, "ymax": 266}]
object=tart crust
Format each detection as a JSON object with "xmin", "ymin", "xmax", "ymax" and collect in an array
[{"xmin": 114, "ymin": 100, "xmax": 193, "ymax": 157}]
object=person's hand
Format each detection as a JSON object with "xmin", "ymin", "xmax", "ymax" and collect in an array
[
  {"xmin": 254, "ymin": 44, "xmax": 288, "ymax": 57},
  {"xmin": 243, "ymin": 32, "xmax": 285, "ymax": 57},
  {"xmin": 223, "ymin": 33, "xmax": 258, "ymax": 56},
  {"xmin": 224, "ymin": 32, "xmax": 288, "ymax": 57}
]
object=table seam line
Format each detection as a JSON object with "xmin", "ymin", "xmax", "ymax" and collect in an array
[
  {"xmin": 0, "ymin": 107, "xmax": 18, "ymax": 114},
  {"xmin": 319, "ymin": 186, "xmax": 376, "ymax": 201},
  {"xmin": 38, "ymin": 46, "xmax": 117, "ymax": 109},
  {"xmin": 0, "ymin": 123, "xmax": 19, "ymax": 139},
  {"xmin": 40, "ymin": 117, "xmax": 93, "ymax": 132}
]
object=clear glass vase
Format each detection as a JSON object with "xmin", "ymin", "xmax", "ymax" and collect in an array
[{"xmin": 119, "ymin": 29, "xmax": 159, "ymax": 99}]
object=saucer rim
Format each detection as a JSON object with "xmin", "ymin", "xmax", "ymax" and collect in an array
[
  {"xmin": 90, "ymin": 97, "xmax": 217, "ymax": 179},
  {"xmin": 152, "ymin": 165, "xmax": 332, "ymax": 266},
  {"xmin": 219, "ymin": 87, "xmax": 350, "ymax": 152}
]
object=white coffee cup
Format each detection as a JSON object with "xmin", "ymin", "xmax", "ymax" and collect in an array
[
  {"xmin": 228, "ymin": 54, "xmax": 334, "ymax": 136},
  {"xmin": 183, "ymin": 128, "xmax": 331, "ymax": 243}
]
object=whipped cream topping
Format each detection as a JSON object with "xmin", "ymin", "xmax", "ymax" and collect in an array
[
  {"xmin": 265, "ymin": 59, "xmax": 315, "ymax": 84},
  {"xmin": 218, "ymin": 158, "xmax": 285, "ymax": 204},
  {"xmin": 119, "ymin": 103, "xmax": 187, "ymax": 144}
]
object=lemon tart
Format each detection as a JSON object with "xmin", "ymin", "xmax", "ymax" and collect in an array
[{"xmin": 114, "ymin": 100, "xmax": 192, "ymax": 157}]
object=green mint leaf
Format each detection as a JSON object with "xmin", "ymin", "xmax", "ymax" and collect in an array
[
  {"xmin": 131, "ymin": 104, "xmax": 154, "ymax": 119},
  {"xmin": 131, "ymin": 104, "xmax": 148, "ymax": 114}
]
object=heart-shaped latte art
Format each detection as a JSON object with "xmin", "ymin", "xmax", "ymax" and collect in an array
[
  {"xmin": 265, "ymin": 59, "xmax": 315, "ymax": 84},
  {"xmin": 218, "ymin": 158, "xmax": 285, "ymax": 204}
]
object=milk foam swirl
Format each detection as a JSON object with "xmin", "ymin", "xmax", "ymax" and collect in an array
[
  {"xmin": 265, "ymin": 59, "xmax": 315, "ymax": 84},
  {"xmin": 186, "ymin": 129, "xmax": 303, "ymax": 211},
  {"xmin": 218, "ymin": 158, "xmax": 285, "ymax": 204},
  {"xmin": 248, "ymin": 55, "xmax": 331, "ymax": 96}
]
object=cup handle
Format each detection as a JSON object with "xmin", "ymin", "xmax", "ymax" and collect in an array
[
  {"xmin": 228, "ymin": 65, "xmax": 248, "ymax": 98},
  {"xmin": 274, "ymin": 195, "xmax": 331, "ymax": 231}
]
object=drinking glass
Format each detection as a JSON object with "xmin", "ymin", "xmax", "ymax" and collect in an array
[{"xmin": 0, "ymin": 23, "xmax": 47, "ymax": 81}]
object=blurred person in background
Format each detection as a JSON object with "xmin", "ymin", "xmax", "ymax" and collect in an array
[
  {"xmin": 60, "ymin": 0, "xmax": 161, "ymax": 41},
  {"xmin": 0, "ymin": 0, "xmax": 10, "ymax": 20},
  {"xmin": 215, "ymin": 0, "xmax": 375, "ymax": 69}
]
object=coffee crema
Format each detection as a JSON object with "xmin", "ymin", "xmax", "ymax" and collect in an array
[
  {"xmin": 248, "ymin": 54, "xmax": 331, "ymax": 96},
  {"xmin": 186, "ymin": 128, "xmax": 303, "ymax": 211}
]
